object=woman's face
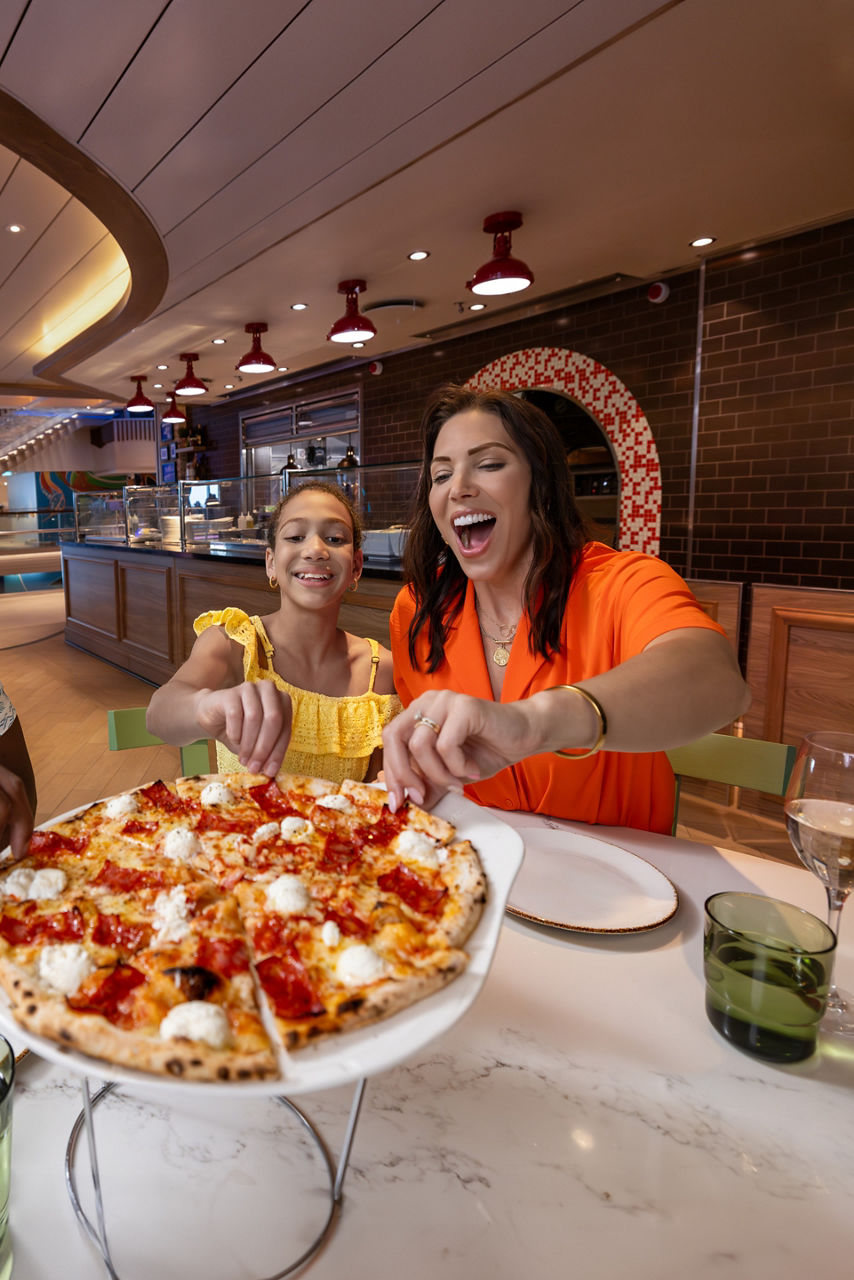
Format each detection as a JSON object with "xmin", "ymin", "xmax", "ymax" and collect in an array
[
  {"xmin": 427, "ymin": 408, "xmax": 534, "ymax": 588},
  {"xmin": 266, "ymin": 489, "xmax": 361, "ymax": 607}
]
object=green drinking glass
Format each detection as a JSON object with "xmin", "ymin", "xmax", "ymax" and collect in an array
[{"xmin": 704, "ymin": 891, "xmax": 836, "ymax": 1063}]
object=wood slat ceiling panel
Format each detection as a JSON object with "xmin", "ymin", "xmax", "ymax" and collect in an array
[
  {"xmin": 0, "ymin": 0, "xmax": 166, "ymax": 142},
  {"xmin": 159, "ymin": 0, "xmax": 621, "ymax": 295},
  {"xmin": 134, "ymin": 0, "xmax": 446, "ymax": 231},
  {"xmin": 79, "ymin": 0, "xmax": 308, "ymax": 189},
  {"xmin": 0, "ymin": 202, "xmax": 121, "ymax": 377}
]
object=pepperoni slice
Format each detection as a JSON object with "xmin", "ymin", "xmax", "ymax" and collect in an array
[
  {"xmin": 28, "ymin": 829, "xmax": 89, "ymax": 858},
  {"xmin": 67, "ymin": 964, "xmax": 145, "ymax": 1026},
  {"xmin": 119, "ymin": 819, "xmax": 159, "ymax": 838},
  {"xmin": 195, "ymin": 933, "xmax": 250, "ymax": 978},
  {"xmin": 248, "ymin": 781, "xmax": 305, "ymax": 821},
  {"xmin": 137, "ymin": 781, "xmax": 193, "ymax": 817},
  {"xmin": 323, "ymin": 901, "xmax": 370, "ymax": 939},
  {"xmin": 0, "ymin": 904, "xmax": 85, "ymax": 946},
  {"xmin": 377, "ymin": 864, "xmax": 447, "ymax": 917},
  {"xmin": 317, "ymin": 836, "xmax": 360, "ymax": 875},
  {"xmin": 91, "ymin": 912, "xmax": 151, "ymax": 953},
  {"xmin": 90, "ymin": 861, "xmax": 172, "ymax": 893},
  {"xmin": 256, "ymin": 948, "xmax": 325, "ymax": 1019}
]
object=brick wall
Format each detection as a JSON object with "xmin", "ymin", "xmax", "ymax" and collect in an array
[{"xmin": 194, "ymin": 218, "xmax": 853, "ymax": 590}]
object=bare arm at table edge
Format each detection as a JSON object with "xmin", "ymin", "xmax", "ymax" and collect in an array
[
  {"xmin": 0, "ymin": 716, "xmax": 36, "ymax": 858},
  {"xmin": 383, "ymin": 628, "xmax": 751, "ymax": 809},
  {"xmin": 147, "ymin": 626, "xmax": 293, "ymax": 777}
]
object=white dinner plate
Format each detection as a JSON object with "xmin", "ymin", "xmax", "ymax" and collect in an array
[
  {"xmin": 0, "ymin": 791, "xmax": 523, "ymax": 1100},
  {"xmin": 507, "ymin": 827, "xmax": 678, "ymax": 933}
]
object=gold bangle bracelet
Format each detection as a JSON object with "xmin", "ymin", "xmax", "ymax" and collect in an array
[{"xmin": 545, "ymin": 684, "xmax": 608, "ymax": 759}]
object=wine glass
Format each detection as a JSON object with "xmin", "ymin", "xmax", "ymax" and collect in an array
[{"xmin": 784, "ymin": 732, "xmax": 854, "ymax": 1034}]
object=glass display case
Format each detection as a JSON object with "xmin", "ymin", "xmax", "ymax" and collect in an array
[
  {"xmin": 284, "ymin": 459, "xmax": 420, "ymax": 568},
  {"xmin": 179, "ymin": 473, "xmax": 284, "ymax": 558},
  {"xmin": 124, "ymin": 485, "xmax": 180, "ymax": 548},
  {"xmin": 73, "ymin": 492, "xmax": 127, "ymax": 545}
]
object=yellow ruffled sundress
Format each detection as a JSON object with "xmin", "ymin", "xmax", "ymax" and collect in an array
[{"xmin": 193, "ymin": 607, "xmax": 402, "ymax": 784}]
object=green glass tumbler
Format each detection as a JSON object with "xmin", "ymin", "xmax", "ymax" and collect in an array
[
  {"xmin": 0, "ymin": 1037, "xmax": 13, "ymax": 1280},
  {"xmin": 704, "ymin": 892, "xmax": 836, "ymax": 1063}
]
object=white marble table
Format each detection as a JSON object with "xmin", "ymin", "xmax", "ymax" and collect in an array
[{"xmin": 8, "ymin": 815, "xmax": 854, "ymax": 1280}]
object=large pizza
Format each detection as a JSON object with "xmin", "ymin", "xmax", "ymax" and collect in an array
[{"xmin": 0, "ymin": 773, "xmax": 487, "ymax": 1082}]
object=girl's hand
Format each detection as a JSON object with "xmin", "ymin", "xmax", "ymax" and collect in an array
[
  {"xmin": 195, "ymin": 682, "xmax": 293, "ymax": 776},
  {"xmin": 0, "ymin": 763, "xmax": 34, "ymax": 862}
]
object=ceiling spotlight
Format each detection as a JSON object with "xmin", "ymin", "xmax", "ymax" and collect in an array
[
  {"xmin": 174, "ymin": 352, "xmax": 207, "ymax": 396},
  {"xmin": 224, "ymin": 383, "xmax": 235, "ymax": 390},
  {"xmin": 126, "ymin": 375, "xmax": 155, "ymax": 414},
  {"xmin": 236, "ymin": 322, "xmax": 277, "ymax": 374},
  {"xmin": 5, "ymin": 223, "xmax": 23, "ymax": 234},
  {"xmin": 277, "ymin": 366, "xmax": 289, "ymax": 372},
  {"xmin": 352, "ymin": 342, "xmax": 365, "ymax": 349},
  {"xmin": 211, "ymin": 337, "xmax": 226, "ymax": 345},
  {"xmin": 291, "ymin": 302, "xmax": 308, "ymax": 311},
  {"xmin": 161, "ymin": 392, "xmax": 186, "ymax": 425},
  {"xmin": 469, "ymin": 302, "xmax": 486, "ymax": 311},
  {"xmin": 468, "ymin": 211, "xmax": 533, "ymax": 296},
  {"xmin": 327, "ymin": 280, "xmax": 377, "ymax": 344},
  {"xmin": 691, "ymin": 236, "xmax": 716, "ymax": 248},
  {"xmin": 408, "ymin": 250, "xmax": 430, "ymax": 261},
  {"xmin": 156, "ymin": 363, "xmax": 168, "ymax": 370}
]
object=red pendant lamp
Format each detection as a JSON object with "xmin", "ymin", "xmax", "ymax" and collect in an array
[
  {"xmin": 161, "ymin": 391, "xmax": 186, "ymax": 425},
  {"xmin": 467, "ymin": 212, "xmax": 534, "ymax": 296},
  {"xmin": 237, "ymin": 322, "xmax": 277, "ymax": 373},
  {"xmin": 126, "ymin": 375, "xmax": 155, "ymax": 414},
  {"xmin": 174, "ymin": 352, "xmax": 207, "ymax": 396},
  {"xmin": 327, "ymin": 280, "xmax": 377, "ymax": 344}
]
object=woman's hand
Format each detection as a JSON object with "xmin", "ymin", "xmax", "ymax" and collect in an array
[
  {"xmin": 0, "ymin": 763, "xmax": 34, "ymax": 862},
  {"xmin": 381, "ymin": 692, "xmax": 544, "ymax": 810},
  {"xmin": 194, "ymin": 682, "xmax": 293, "ymax": 776}
]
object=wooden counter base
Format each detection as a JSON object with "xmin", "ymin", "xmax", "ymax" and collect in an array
[{"xmin": 62, "ymin": 542, "xmax": 400, "ymax": 686}]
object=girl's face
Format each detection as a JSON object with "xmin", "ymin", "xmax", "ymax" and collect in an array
[
  {"xmin": 266, "ymin": 489, "xmax": 362, "ymax": 607},
  {"xmin": 427, "ymin": 408, "xmax": 534, "ymax": 588}
]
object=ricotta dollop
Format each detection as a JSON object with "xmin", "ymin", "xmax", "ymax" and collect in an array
[
  {"xmin": 279, "ymin": 815, "xmax": 314, "ymax": 841},
  {"xmin": 200, "ymin": 782, "xmax": 235, "ymax": 807},
  {"xmin": 2, "ymin": 866, "xmax": 67, "ymax": 900},
  {"xmin": 38, "ymin": 943, "xmax": 95, "ymax": 995},
  {"xmin": 395, "ymin": 828, "xmax": 440, "ymax": 870},
  {"xmin": 162, "ymin": 827, "xmax": 201, "ymax": 862},
  {"xmin": 336, "ymin": 944, "xmax": 387, "ymax": 987},
  {"xmin": 152, "ymin": 885, "xmax": 191, "ymax": 943},
  {"xmin": 253, "ymin": 822, "xmax": 280, "ymax": 843},
  {"xmin": 315, "ymin": 794, "xmax": 351, "ymax": 813},
  {"xmin": 265, "ymin": 874, "xmax": 311, "ymax": 916},
  {"xmin": 104, "ymin": 792, "xmax": 140, "ymax": 819},
  {"xmin": 321, "ymin": 920, "xmax": 341, "ymax": 949},
  {"xmin": 159, "ymin": 1001, "xmax": 232, "ymax": 1049}
]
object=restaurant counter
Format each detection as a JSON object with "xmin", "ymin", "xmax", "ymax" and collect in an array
[
  {"xmin": 61, "ymin": 540, "xmax": 400, "ymax": 685},
  {"xmin": 8, "ymin": 815, "xmax": 853, "ymax": 1280}
]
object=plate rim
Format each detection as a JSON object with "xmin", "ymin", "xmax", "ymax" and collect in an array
[
  {"xmin": 0, "ymin": 790, "xmax": 524, "ymax": 1098},
  {"xmin": 507, "ymin": 826, "xmax": 678, "ymax": 934}
]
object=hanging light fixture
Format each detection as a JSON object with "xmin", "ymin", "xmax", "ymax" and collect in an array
[
  {"xmin": 327, "ymin": 280, "xmax": 377, "ymax": 343},
  {"xmin": 174, "ymin": 352, "xmax": 206, "ymax": 396},
  {"xmin": 237, "ymin": 322, "xmax": 277, "ymax": 373},
  {"xmin": 161, "ymin": 391, "xmax": 186, "ymax": 425},
  {"xmin": 467, "ymin": 211, "xmax": 534, "ymax": 296},
  {"xmin": 126, "ymin": 375, "xmax": 155, "ymax": 414}
]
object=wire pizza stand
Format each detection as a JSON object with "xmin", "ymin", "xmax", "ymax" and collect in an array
[{"xmin": 63, "ymin": 1073, "xmax": 367, "ymax": 1280}]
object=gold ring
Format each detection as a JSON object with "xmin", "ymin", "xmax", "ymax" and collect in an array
[{"xmin": 413, "ymin": 710, "xmax": 442, "ymax": 736}]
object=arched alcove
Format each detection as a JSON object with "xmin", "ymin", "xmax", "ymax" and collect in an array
[{"xmin": 467, "ymin": 347, "xmax": 662, "ymax": 555}]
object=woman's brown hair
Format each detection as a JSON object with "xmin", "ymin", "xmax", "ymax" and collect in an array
[
  {"xmin": 404, "ymin": 384, "xmax": 589, "ymax": 672},
  {"xmin": 266, "ymin": 480, "xmax": 364, "ymax": 552}
]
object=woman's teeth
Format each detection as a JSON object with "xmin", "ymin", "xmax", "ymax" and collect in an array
[{"xmin": 454, "ymin": 514, "xmax": 495, "ymax": 550}]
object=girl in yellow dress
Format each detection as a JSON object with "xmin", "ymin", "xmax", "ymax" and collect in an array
[{"xmin": 147, "ymin": 482, "xmax": 400, "ymax": 783}]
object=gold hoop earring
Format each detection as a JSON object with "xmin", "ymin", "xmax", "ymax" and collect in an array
[
  {"xmin": 268, "ymin": 575, "xmax": 278, "ymax": 590},
  {"xmin": 350, "ymin": 578, "xmax": 358, "ymax": 592}
]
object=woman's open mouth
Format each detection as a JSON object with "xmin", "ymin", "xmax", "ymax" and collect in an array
[{"xmin": 453, "ymin": 512, "xmax": 496, "ymax": 552}]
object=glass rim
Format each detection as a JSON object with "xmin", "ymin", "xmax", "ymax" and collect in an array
[
  {"xmin": 799, "ymin": 731, "xmax": 854, "ymax": 758},
  {"xmin": 0, "ymin": 1034, "xmax": 14, "ymax": 1099},
  {"xmin": 704, "ymin": 890, "xmax": 837, "ymax": 955}
]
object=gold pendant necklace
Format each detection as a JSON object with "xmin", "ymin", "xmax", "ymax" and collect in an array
[{"xmin": 478, "ymin": 617, "xmax": 519, "ymax": 667}]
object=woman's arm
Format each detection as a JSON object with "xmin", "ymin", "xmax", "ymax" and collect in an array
[
  {"xmin": 0, "ymin": 716, "xmax": 36, "ymax": 859},
  {"xmin": 147, "ymin": 628, "xmax": 293, "ymax": 776},
  {"xmin": 382, "ymin": 628, "xmax": 750, "ymax": 809}
]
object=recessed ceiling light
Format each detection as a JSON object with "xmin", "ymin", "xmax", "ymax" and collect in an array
[
  {"xmin": 408, "ymin": 250, "xmax": 430, "ymax": 261},
  {"xmin": 153, "ymin": 383, "xmax": 163, "ymax": 389},
  {"xmin": 291, "ymin": 302, "xmax": 308, "ymax": 311},
  {"xmin": 156, "ymin": 363, "xmax": 168, "ymax": 370},
  {"xmin": 224, "ymin": 383, "xmax": 234, "ymax": 389},
  {"xmin": 6, "ymin": 223, "xmax": 23, "ymax": 233},
  {"xmin": 211, "ymin": 337, "xmax": 226, "ymax": 345},
  {"xmin": 469, "ymin": 302, "xmax": 486, "ymax": 311},
  {"xmin": 277, "ymin": 366, "xmax": 288, "ymax": 372},
  {"xmin": 352, "ymin": 342, "xmax": 365, "ymax": 349},
  {"xmin": 691, "ymin": 236, "xmax": 716, "ymax": 248}
]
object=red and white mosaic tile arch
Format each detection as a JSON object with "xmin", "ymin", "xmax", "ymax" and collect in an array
[{"xmin": 466, "ymin": 347, "xmax": 661, "ymax": 555}]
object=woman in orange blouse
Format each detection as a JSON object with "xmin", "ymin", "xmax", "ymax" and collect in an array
[{"xmin": 383, "ymin": 385, "xmax": 750, "ymax": 833}]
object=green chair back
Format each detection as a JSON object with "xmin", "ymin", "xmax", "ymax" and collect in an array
[
  {"xmin": 666, "ymin": 732, "xmax": 796, "ymax": 835},
  {"xmin": 108, "ymin": 707, "xmax": 211, "ymax": 776}
]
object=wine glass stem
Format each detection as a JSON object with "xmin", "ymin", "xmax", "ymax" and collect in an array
[{"xmin": 825, "ymin": 886, "xmax": 849, "ymax": 1006}]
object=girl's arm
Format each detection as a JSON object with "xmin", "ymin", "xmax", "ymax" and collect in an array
[{"xmin": 147, "ymin": 628, "xmax": 293, "ymax": 777}]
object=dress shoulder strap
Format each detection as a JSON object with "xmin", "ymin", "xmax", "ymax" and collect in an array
[
  {"xmin": 251, "ymin": 616, "xmax": 276, "ymax": 672},
  {"xmin": 366, "ymin": 636, "xmax": 381, "ymax": 692}
]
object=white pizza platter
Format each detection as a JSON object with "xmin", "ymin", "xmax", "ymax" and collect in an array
[{"xmin": 0, "ymin": 791, "xmax": 523, "ymax": 1100}]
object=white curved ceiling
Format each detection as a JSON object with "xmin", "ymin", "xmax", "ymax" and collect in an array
[{"xmin": 0, "ymin": 0, "xmax": 851, "ymax": 452}]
